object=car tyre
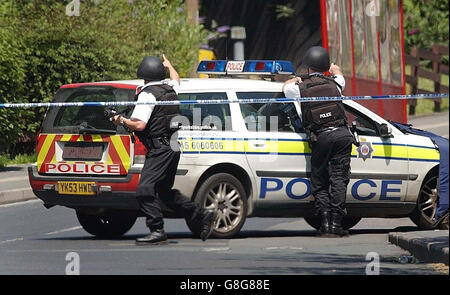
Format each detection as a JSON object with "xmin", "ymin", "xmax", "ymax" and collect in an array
[
  {"xmin": 304, "ymin": 216, "xmax": 361, "ymax": 231},
  {"xmin": 437, "ymin": 213, "xmax": 449, "ymax": 230},
  {"xmin": 186, "ymin": 173, "xmax": 248, "ymax": 239},
  {"xmin": 410, "ymin": 174, "xmax": 443, "ymax": 230},
  {"xmin": 76, "ymin": 210, "xmax": 137, "ymax": 238}
]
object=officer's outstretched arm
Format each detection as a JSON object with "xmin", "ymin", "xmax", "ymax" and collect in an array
[
  {"xmin": 113, "ymin": 116, "xmax": 147, "ymax": 132},
  {"xmin": 329, "ymin": 63, "xmax": 343, "ymax": 76},
  {"xmin": 162, "ymin": 54, "xmax": 180, "ymax": 84},
  {"xmin": 282, "ymin": 76, "xmax": 302, "ymax": 92}
]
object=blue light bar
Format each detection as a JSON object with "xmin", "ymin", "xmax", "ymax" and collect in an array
[{"xmin": 197, "ymin": 60, "xmax": 295, "ymax": 75}]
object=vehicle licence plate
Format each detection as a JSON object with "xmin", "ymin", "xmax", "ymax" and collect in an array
[
  {"xmin": 226, "ymin": 61, "xmax": 245, "ymax": 72},
  {"xmin": 58, "ymin": 181, "xmax": 96, "ymax": 195},
  {"xmin": 62, "ymin": 143, "xmax": 104, "ymax": 161}
]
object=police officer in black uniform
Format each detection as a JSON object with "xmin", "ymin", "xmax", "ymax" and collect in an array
[
  {"xmin": 113, "ymin": 55, "xmax": 217, "ymax": 245},
  {"xmin": 283, "ymin": 46, "xmax": 354, "ymax": 237}
]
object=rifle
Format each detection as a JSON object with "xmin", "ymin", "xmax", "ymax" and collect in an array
[{"xmin": 104, "ymin": 107, "xmax": 135, "ymax": 143}]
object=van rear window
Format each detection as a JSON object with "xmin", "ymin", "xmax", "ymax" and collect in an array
[{"xmin": 42, "ymin": 87, "xmax": 135, "ymax": 134}]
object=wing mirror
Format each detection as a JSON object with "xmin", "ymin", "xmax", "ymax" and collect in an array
[
  {"xmin": 379, "ymin": 123, "xmax": 392, "ymax": 138},
  {"xmin": 351, "ymin": 121, "xmax": 360, "ymax": 147}
]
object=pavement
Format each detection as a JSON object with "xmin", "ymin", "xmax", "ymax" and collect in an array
[
  {"xmin": 0, "ymin": 187, "xmax": 34, "ymax": 205},
  {"xmin": 0, "ymin": 164, "xmax": 34, "ymax": 205},
  {"xmin": 389, "ymin": 229, "xmax": 449, "ymax": 266}
]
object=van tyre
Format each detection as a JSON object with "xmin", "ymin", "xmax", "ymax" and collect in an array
[
  {"xmin": 76, "ymin": 210, "xmax": 137, "ymax": 238},
  {"xmin": 186, "ymin": 173, "xmax": 248, "ymax": 239},
  {"xmin": 304, "ymin": 216, "xmax": 361, "ymax": 231}
]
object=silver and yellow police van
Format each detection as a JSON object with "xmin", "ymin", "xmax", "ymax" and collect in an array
[{"xmin": 28, "ymin": 60, "xmax": 444, "ymax": 238}]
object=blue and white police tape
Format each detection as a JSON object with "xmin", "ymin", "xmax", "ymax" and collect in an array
[{"xmin": 0, "ymin": 93, "xmax": 448, "ymax": 108}]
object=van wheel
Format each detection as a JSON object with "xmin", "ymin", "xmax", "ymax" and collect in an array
[
  {"xmin": 76, "ymin": 211, "xmax": 136, "ymax": 238},
  {"xmin": 304, "ymin": 216, "xmax": 361, "ymax": 231},
  {"xmin": 186, "ymin": 173, "xmax": 248, "ymax": 238},
  {"xmin": 410, "ymin": 174, "xmax": 440, "ymax": 229}
]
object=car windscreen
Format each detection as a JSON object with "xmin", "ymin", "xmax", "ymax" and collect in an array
[{"xmin": 41, "ymin": 86, "xmax": 136, "ymax": 134}]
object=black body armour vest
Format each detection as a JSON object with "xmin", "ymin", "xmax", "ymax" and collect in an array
[
  {"xmin": 134, "ymin": 84, "xmax": 180, "ymax": 146},
  {"xmin": 299, "ymin": 75, "xmax": 347, "ymax": 132}
]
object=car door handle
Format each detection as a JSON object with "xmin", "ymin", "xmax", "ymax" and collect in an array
[{"xmin": 249, "ymin": 141, "xmax": 267, "ymax": 149}]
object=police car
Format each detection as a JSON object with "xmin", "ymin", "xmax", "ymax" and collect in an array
[{"xmin": 28, "ymin": 60, "xmax": 445, "ymax": 238}]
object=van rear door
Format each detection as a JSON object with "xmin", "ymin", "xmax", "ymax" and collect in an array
[{"xmin": 37, "ymin": 85, "xmax": 136, "ymax": 177}]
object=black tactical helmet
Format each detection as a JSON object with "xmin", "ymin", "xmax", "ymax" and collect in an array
[
  {"xmin": 301, "ymin": 46, "xmax": 330, "ymax": 72},
  {"xmin": 137, "ymin": 56, "xmax": 166, "ymax": 81}
]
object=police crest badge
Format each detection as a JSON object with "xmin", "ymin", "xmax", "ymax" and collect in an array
[{"xmin": 356, "ymin": 142, "xmax": 374, "ymax": 161}]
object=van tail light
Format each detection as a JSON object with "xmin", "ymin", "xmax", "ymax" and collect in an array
[
  {"xmin": 35, "ymin": 130, "xmax": 44, "ymax": 159},
  {"xmin": 133, "ymin": 137, "xmax": 147, "ymax": 164}
]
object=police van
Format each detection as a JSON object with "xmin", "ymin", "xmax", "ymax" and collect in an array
[{"xmin": 28, "ymin": 60, "xmax": 445, "ymax": 238}]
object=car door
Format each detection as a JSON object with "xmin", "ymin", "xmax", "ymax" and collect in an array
[
  {"xmin": 236, "ymin": 92, "xmax": 313, "ymax": 210},
  {"xmin": 176, "ymin": 92, "xmax": 232, "ymax": 159},
  {"xmin": 343, "ymin": 102, "xmax": 409, "ymax": 205}
]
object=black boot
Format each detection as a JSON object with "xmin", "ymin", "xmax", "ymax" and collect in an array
[
  {"xmin": 330, "ymin": 213, "xmax": 349, "ymax": 237},
  {"xmin": 135, "ymin": 229, "xmax": 168, "ymax": 245},
  {"xmin": 316, "ymin": 211, "xmax": 332, "ymax": 237},
  {"xmin": 200, "ymin": 210, "xmax": 218, "ymax": 241}
]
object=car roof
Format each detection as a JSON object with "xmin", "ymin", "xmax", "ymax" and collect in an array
[
  {"xmin": 179, "ymin": 78, "xmax": 284, "ymax": 92},
  {"xmin": 56, "ymin": 78, "xmax": 392, "ymax": 128},
  {"xmin": 60, "ymin": 78, "xmax": 284, "ymax": 92}
]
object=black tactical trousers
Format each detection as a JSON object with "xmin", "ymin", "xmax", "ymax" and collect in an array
[
  {"xmin": 136, "ymin": 144, "xmax": 203, "ymax": 232},
  {"xmin": 310, "ymin": 127, "xmax": 353, "ymax": 216}
]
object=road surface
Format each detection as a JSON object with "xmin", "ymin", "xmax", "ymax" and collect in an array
[
  {"xmin": 0, "ymin": 199, "xmax": 444, "ymax": 275},
  {"xmin": 0, "ymin": 111, "xmax": 448, "ymax": 278}
]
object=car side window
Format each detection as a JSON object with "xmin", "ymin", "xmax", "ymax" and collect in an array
[
  {"xmin": 177, "ymin": 92, "xmax": 231, "ymax": 131},
  {"xmin": 343, "ymin": 104, "xmax": 379, "ymax": 137},
  {"xmin": 236, "ymin": 92, "xmax": 302, "ymax": 133}
]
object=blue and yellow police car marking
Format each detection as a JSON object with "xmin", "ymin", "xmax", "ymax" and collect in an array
[
  {"xmin": 178, "ymin": 137, "xmax": 311, "ymax": 155},
  {"xmin": 178, "ymin": 137, "xmax": 440, "ymax": 162},
  {"xmin": 370, "ymin": 142, "xmax": 440, "ymax": 162}
]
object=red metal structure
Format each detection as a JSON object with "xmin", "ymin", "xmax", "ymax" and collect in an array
[
  {"xmin": 202, "ymin": 0, "xmax": 407, "ymax": 123},
  {"xmin": 320, "ymin": 0, "xmax": 407, "ymax": 123}
]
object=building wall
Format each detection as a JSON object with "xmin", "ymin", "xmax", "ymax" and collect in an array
[
  {"xmin": 201, "ymin": 0, "xmax": 406, "ymax": 123},
  {"xmin": 202, "ymin": 0, "xmax": 322, "ymax": 73}
]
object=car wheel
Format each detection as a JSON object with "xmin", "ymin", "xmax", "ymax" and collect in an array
[
  {"xmin": 410, "ymin": 174, "xmax": 440, "ymax": 230},
  {"xmin": 186, "ymin": 173, "xmax": 248, "ymax": 238},
  {"xmin": 76, "ymin": 211, "xmax": 136, "ymax": 238},
  {"xmin": 437, "ymin": 213, "xmax": 449, "ymax": 230},
  {"xmin": 304, "ymin": 216, "xmax": 361, "ymax": 231}
]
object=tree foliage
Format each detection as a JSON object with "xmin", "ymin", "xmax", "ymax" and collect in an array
[
  {"xmin": 403, "ymin": 0, "xmax": 449, "ymax": 52},
  {"xmin": 0, "ymin": 0, "xmax": 206, "ymax": 155}
]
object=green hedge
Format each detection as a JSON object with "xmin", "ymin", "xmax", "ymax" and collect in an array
[{"xmin": 0, "ymin": 0, "xmax": 206, "ymax": 156}]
